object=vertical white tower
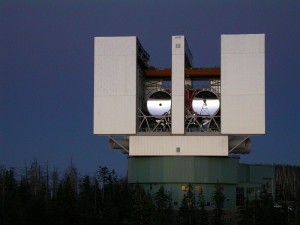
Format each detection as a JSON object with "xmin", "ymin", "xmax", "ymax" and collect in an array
[
  {"xmin": 221, "ymin": 34, "xmax": 265, "ymax": 134},
  {"xmin": 94, "ymin": 37, "xmax": 138, "ymax": 135},
  {"xmin": 171, "ymin": 36, "xmax": 185, "ymax": 134}
]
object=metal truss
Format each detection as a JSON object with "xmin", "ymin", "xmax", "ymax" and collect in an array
[
  {"xmin": 209, "ymin": 79, "xmax": 221, "ymax": 96},
  {"xmin": 137, "ymin": 108, "xmax": 171, "ymax": 132},
  {"xmin": 185, "ymin": 108, "xmax": 220, "ymax": 132},
  {"xmin": 108, "ymin": 136, "xmax": 129, "ymax": 154},
  {"xmin": 144, "ymin": 80, "xmax": 164, "ymax": 100},
  {"xmin": 137, "ymin": 106, "xmax": 220, "ymax": 133},
  {"xmin": 228, "ymin": 136, "xmax": 250, "ymax": 154}
]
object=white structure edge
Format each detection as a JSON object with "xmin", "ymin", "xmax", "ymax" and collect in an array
[
  {"xmin": 94, "ymin": 37, "xmax": 137, "ymax": 135},
  {"xmin": 171, "ymin": 36, "xmax": 185, "ymax": 134},
  {"xmin": 129, "ymin": 136, "xmax": 228, "ymax": 156},
  {"xmin": 221, "ymin": 34, "xmax": 265, "ymax": 134}
]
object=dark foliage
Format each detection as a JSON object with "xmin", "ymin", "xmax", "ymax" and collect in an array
[
  {"xmin": 0, "ymin": 162, "xmax": 129, "ymax": 225},
  {"xmin": 1, "ymin": 163, "xmax": 300, "ymax": 225},
  {"xmin": 197, "ymin": 187, "xmax": 209, "ymax": 225},
  {"xmin": 154, "ymin": 185, "xmax": 173, "ymax": 225},
  {"xmin": 212, "ymin": 181, "xmax": 225, "ymax": 225},
  {"xmin": 237, "ymin": 184, "xmax": 299, "ymax": 225},
  {"xmin": 180, "ymin": 184, "xmax": 197, "ymax": 225}
]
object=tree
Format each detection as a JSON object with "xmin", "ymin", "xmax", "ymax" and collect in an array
[
  {"xmin": 78, "ymin": 175, "xmax": 96, "ymax": 225},
  {"xmin": 212, "ymin": 181, "xmax": 225, "ymax": 225},
  {"xmin": 237, "ymin": 185, "xmax": 288, "ymax": 225},
  {"xmin": 257, "ymin": 184, "xmax": 277, "ymax": 225},
  {"xmin": 129, "ymin": 184, "xmax": 155, "ymax": 225},
  {"xmin": 154, "ymin": 185, "xmax": 173, "ymax": 225},
  {"xmin": 197, "ymin": 187, "xmax": 208, "ymax": 225},
  {"xmin": 52, "ymin": 164, "xmax": 79, "ymax": 225},
  {"xmin": 27, "ymin": 160, "xmax": 50, "ymax": 225},
  {"xmin": 292, "ymin": 189, "xmax": 300, "ymax": 225},
  {"xmin": 180, "ymin": 184, "xmax": 196, "ymax": 225},
  {"xmin": 1, "ymin": 168, "xmax": 19, "ymax": 225},
  {"xmin": 97, "ymin": 166, "xmax": 110, "ymax": 200},
  {"xmin": 113, "ymin": 177, "xmax": 131, "ymax": 225}
]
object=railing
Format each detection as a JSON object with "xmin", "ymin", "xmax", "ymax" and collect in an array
[{"xmin": 137, "ymin": 108, "xmax": 221, "ymax": 133}]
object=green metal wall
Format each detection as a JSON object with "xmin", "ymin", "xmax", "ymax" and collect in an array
[
  {"xmin": 238, "ymin": 164, "xmax": 276, "ymax": 200},
  {"xmin": 128, "ymin": 156, "xmax": 240, "ymax": 208},
  {"xmin": 128, "ymin": 156, "xmax": 239, "ymax": 184},
  {"xmin": 128, "ymin": 156, "xmax": 276, "ymax": 209}
]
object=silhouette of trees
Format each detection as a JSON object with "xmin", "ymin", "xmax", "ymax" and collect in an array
[
  {"xmin": 237, "ymin": 184, "xmax": 291, "ymax": 225},
  {"xmin": 1, "ymin": 162, "xmax": 300, "ymax": 225},
  {"xmin": 197, "ymin": 187, "xmax": 208, "ymax": 225},
  {"xmin": 180, "ymin": 184, "xmax": 197, "ymax": 225},
  {"xmin": 276, "ymin": 165, "xmax": 300, "ymax": 202},
  {"xmin": 212, "ymin": 181, "xmax": 225, "ymax": 225},
  {"xmin": 0, "ymin": 167, "xmax": 18, "ymax": 225},
  {"xmin": 154, "ymin": 185, "xmax": 173, "ymax": 225},
  {"xmin": 129, "ymin": 184, "xmax": 155, "ymax": 225}
]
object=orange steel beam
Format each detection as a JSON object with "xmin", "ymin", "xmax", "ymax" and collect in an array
[
  {"xmin": 145, "ymin": 68, "xmax": 220, "ymax": 78},
  {"xmin": 145, "ymin": 68, "xmax": 171, "ymax": 77},
  {"xmin": 185, "ymin": 68, "xmax": 220, "ymax": 77}
]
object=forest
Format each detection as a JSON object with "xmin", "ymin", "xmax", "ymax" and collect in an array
[{"xmin": 0, "ymin": 161, "xmax": 300, "ymax": 225}]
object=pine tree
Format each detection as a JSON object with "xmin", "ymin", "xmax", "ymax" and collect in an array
[
  {"xmin": 1, "ymin": 168, "xmax": 19, "ymax": 225},
  {"xmin": 113, "ymin": 177, "xmax": 131, "ymax": 225},
  {"xmin": 180, "ymin": 184, "xmax": 196, "ymax": 225},
  {"xmin": 197, "ymin": 188, "xmax": 208, "ymax": 225},
  {"xmin": 154, "ymin": 185, "xmax": 173, "ymax": 225},
  {"xmin": 53, "ymin": 164, "xmax": 79, "ymax": 225},
  {"xmin": 130, "ymin": 184, "xmax": 155, "ymax": 225},
  {"xmin": 97, "ymin": 166, "xmax": 110, "ymax": 200},
  {"xmin": 78, "ymin": 175, "xmax": 95, "ymax": 225},
  {"xmin": 257, "ymin": 184, "xmax": 276, "ymax": 225},
  {"xmin": 212, "ymin": 181, "xmax": 225, "ymax": 225}
]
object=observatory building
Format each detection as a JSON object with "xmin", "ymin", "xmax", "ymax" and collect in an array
[{"xmin": 94, "ymin": 35, "xmax": 274, "ymax": 208}]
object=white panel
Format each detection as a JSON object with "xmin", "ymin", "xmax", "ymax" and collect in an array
[
  {"xmin": 94, "ymin": 37, "xmax": 136, "ymax": 56},
  {"xmin": 221, "ymin": 34, "xmax": 265, "ymax": 134},
  {"xmin": 172, "ymin": 36, "xmax": 185, "ymax": 134},
  {"xmin": 94, "ymin": 96, "xmax": 136, "ymax": 134},
  {"xmin": 222, "ymin": 95, "xmax": 265, "ymax": 134},
  {"xmin": 94, "ymin": 56, "xmax": 136, "ymax": 96},
  {"xmin": 129, "ymin": 136, "xmax": 228, "ymax": 156},
  {"xmin": 94, "ymin": 37, "xmax": 137, "ymax": 135}
]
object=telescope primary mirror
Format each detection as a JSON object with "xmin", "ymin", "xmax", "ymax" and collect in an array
[
  {"xmin": 192, "ymin": 90, "xmax": 220, "ymax": 116},
  {"xmin": 147, "ymin": 91, "xmax": 171, "ymax": 118}
]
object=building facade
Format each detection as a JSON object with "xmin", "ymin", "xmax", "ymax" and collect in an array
[
  {"xmin": 93, "ymin": 34, "xmax": 267, "ymax": 208},
  {"xmin": 129, "ymin": 157, "xmax": 275, "ymax": 208}
]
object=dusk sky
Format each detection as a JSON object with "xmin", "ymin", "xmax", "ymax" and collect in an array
[{"xmin": 1, "ymin": 0, "xmax": 300, "ymax": 177}]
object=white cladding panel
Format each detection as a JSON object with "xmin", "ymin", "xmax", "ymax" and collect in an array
[
  {"xmin": 94, "ymin": 37, "xmax": 137, "ymax": 135},
  {"xmin": 221, "ymin": 34, "xmax": 265, "ymax": 134},
  {"xmin": 94, "ymin": 56, "xmax": 136, "ymax": 96},
  {"xmin": 129, "ymin": 136, "xmax": 228, "ymax": 156},
  {"xmin": 172, "ymin": 36, "xmax": 185, "ymax": 134}
]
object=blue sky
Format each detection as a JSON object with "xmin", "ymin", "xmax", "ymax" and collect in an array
[{"xmin": 1, "ymin": 0, "xmax": 300, "ymax": 177}]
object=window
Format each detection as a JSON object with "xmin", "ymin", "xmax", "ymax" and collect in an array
[{"xmin": 181, "ymin": 185, "xmax": 189, "ymax": 191}]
